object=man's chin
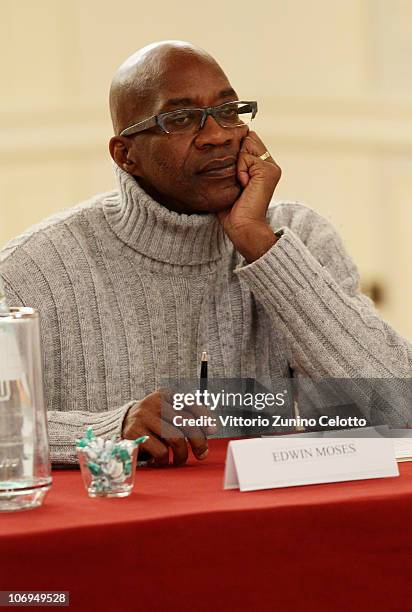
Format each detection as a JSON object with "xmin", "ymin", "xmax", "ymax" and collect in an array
[{"xmin": 200, "ymin": 183, "xmax": 241, "ymax": 213}]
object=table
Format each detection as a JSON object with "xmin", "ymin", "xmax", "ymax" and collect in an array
[{"xmin": 1, "ymin": 439, "xmax": 412, "ymax": 612}]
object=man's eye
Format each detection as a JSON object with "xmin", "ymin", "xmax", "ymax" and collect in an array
[
  {"xmin": 163, "ymin": 111, "xmax": 199, "ymax": 133},
  {"xmin": 170, "ymin": 113, "xmax": 192, "ymax": 125},
  {"xmin": 216, "ymin": 107, "xmax": 241, "ymax": 124},
  {"xmin": 220, "ymin": 108, "xmax": 238, "ymax": 117}
]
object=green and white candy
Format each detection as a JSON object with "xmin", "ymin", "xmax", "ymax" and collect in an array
[{"xmin": 76, "ymin": 427, "xmax": 148, "ymax": 493}]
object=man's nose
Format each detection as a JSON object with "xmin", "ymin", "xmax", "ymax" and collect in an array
[{"xmin": 194, "ymin": 115, "xmax": 233, "ymax": 148}]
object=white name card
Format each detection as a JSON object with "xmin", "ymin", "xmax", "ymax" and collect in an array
[{"xmin": 223, "ymin": 435, "xmax": 399, "ymax": 492}]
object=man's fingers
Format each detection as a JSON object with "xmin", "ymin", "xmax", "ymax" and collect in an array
[
  {"xmin": 241, "ymin": 134, "xmax": 264, "ymax": 156},
  {"xmin": 123, "ymin": 390, "xmax": 214, "ymax": 466},
  {"xmin": 167, "ymin": 435, "xmax": 189, "ymax": 466},
  {"xmin": 236, "ymin": 151, "xmax": 280, "ymax": 212},
  {"xmin": 145, "ymin": 412, "xmax": 189, "ymax": 466},
  {"xmin": 237, "ymin": 140, "xmax": 281, "ymax": 194},
  {"xmin": 241, "ymin": 133, "xmax": 278, "ymax": 172},
  {"xmin": 241, "ymin": 131, "xmax": 272, "ymax": 157},
  {"xmin": 187, "ymin": 436, "xmax": 209, "ymax": 460},
  {"xmin": 138, "ymin": 430, "xmax": 170, "ymax": 467},
  {"xmin": 158, "ymin": 403, "xmax": 214, "ymax": 461},
  {"xmin": 161, "ymin": 406, "xmax": 210, "ymax": 459}
]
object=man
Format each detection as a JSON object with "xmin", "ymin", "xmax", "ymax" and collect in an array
[{"xmin": 1, "ymin": 41, "xmax": 411, "ymax": 465}]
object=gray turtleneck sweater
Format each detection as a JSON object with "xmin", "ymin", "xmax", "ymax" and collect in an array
[{"xmin": 1, "ymin": 166, "xmax": 412, "ymax": 463}]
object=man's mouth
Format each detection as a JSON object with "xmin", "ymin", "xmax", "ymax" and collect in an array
[{"xmin": 197, "ymin": 157, "xmax": 237, "ymax": 179}]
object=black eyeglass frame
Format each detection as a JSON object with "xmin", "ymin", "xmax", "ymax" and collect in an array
[{"xmin": 119, "ymin": 100, "xmax": 258, "ymax": 136}]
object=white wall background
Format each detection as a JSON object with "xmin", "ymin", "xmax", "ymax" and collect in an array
[{"xmin": 1, "ymin": 0, "xmax": 412, "ymax": 337}]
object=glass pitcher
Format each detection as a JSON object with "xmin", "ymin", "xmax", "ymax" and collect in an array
[{"xmin": 0, "ymin": 307, "xmax": 51, "ymax": 511}]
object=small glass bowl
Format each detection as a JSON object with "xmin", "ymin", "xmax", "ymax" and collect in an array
[{"xmin": 77, "ymin": 445, "xmax": 139, "ymax": 498}]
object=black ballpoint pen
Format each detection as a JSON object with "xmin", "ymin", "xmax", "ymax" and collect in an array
[{"xmin": 200, "ymin": 351, "xmax": 208, "ymax": 400}]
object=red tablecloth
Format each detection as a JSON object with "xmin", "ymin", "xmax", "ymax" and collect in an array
[{"xmin": 1, "ymin": 439, "xmax": 412, "ymax": 612}]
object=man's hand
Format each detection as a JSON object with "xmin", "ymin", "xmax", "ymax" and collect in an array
[
  {"xmin": 217, "ymin": 131, "xmax": 282, "ymax": 263},
  {"xmin": 122, "ymin": 390, "xmax": 216, "ymax": 467}
]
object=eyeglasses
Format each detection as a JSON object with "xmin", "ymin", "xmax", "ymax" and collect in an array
[{"xmin": 119, "ymin": 100, "xmax": 258, "ymax": 136}]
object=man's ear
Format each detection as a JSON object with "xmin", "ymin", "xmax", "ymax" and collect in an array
[{"xmin": 109, "ymin": 136, "xmax": 141, "ymax": 175}]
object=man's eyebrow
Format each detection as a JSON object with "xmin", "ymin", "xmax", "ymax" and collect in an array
[
  {"xmin": 163, "ymin": 97, "xmax": 193, "ymax": 108},
  {"xmin": 161, "ymin": 88, "xmax": 238, "ymax": 110},
  {"xmin": 216, "ymin": 88, "xmax": 238, "ymax": 100}
]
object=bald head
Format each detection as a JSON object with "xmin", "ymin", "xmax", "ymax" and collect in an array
[
  {"xmin": 109, "ymin": 40, "xmax": 224, "ymax": 135},
  {"xmin": 108, "ymin": 41, "xmax": 244, "ymax": 215}
]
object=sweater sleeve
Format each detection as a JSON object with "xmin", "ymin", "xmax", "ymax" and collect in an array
[
  {"xmin": 1, "ymin": 276, "xmax": 136, "ymax": 465},
  {"xmin": 47, "ymin": 401, "xmax": 136, "ymax": 465},
  {"xmin": 234, "ymin": 218, "xmax": 412, "ymax": 426}
]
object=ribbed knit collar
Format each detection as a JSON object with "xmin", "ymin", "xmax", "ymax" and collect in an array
[{"xmin": 103, "ymin": 164, "xmax": 233, "ymax": 268}]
